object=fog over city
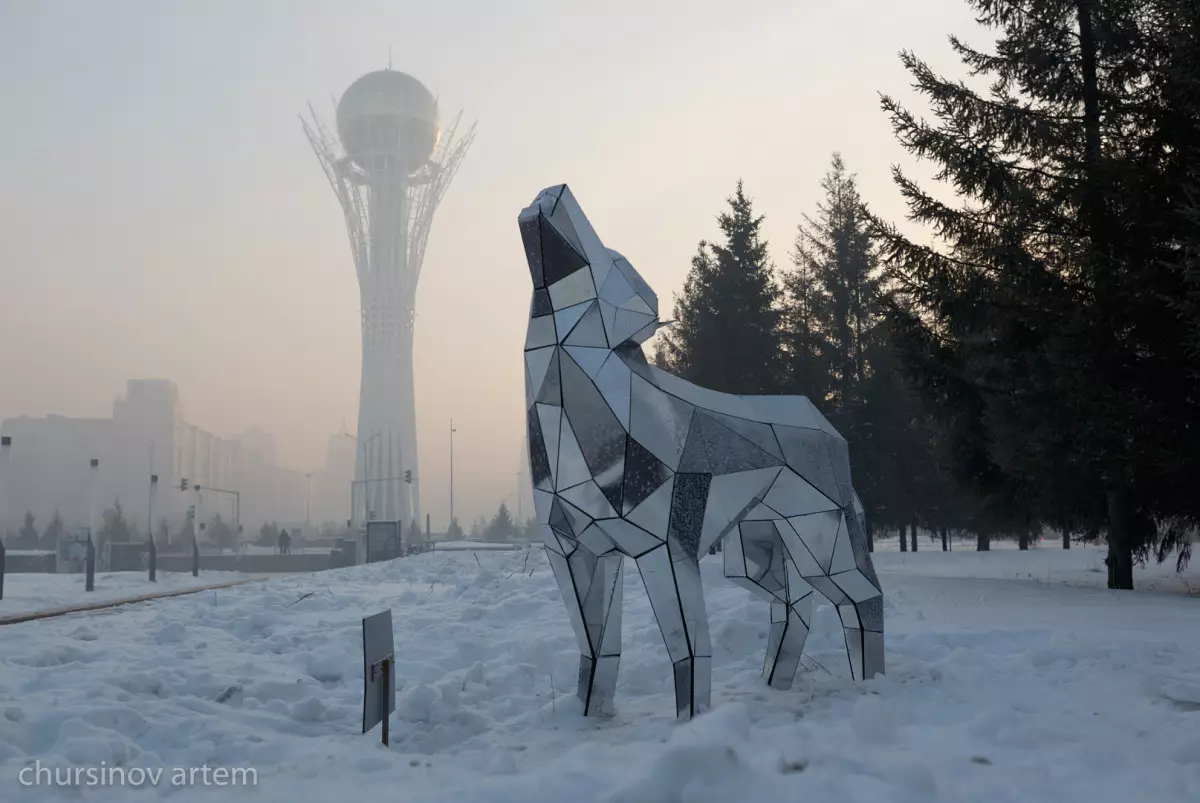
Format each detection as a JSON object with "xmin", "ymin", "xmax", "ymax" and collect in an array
[{"xmin": 4, "ymin": 0, "xmax": 978, "ymax": 529}]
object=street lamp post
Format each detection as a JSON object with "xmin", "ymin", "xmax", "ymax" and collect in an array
[
  {"xmin": 449, "ymin": 419, "xmax": 457, "ymax": 534},
  {"xmin": 515, "ymin": 469, "xmax": 523, "ymax": 525},
  {"xmin": 88, "ymin": 458, "xmax": 100, "ymax": 541},
  {"xmin": 0, "ymin": 436, "xmax": 12, "ymax": 543},
  {"xmin": 146, "ymin": 440, "xmax": 156, "ymax": 544},
  {"xmin": 148, "ymin": 473, "xmax": 158, "ymax": 544},
  {"xmin": 305, "ymin": 472, "xmax": 312, "ymax": 535},
  {"xmin": 343, "ymin": 431, "xmax": 382, "ymax": 530}
]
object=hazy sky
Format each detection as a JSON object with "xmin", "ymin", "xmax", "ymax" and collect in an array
[{"xmin": 0, "ymin": 0, "xmax": 984, "ymax": 527}]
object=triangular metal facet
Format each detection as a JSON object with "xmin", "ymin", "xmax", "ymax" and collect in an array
[
  {"xmin": 536, "ymin": 403, "xmax": 562, "ymax": 488},
  {"xmin": 525, "ymin": 346, "xmax": 555, "ymax": 401},
  {"xmin": 564, "ymin": 346, "xmax": 610, "ymax": 378},
  {"xmin": 555, "ymin": 416, "xmax": 592, "ymax": 491},
  {"xmin": 540, "ymin": 213, "xmax": 589, "ymax": 286},
  {"xmin": 563, "ymin": 301, "xmax": 609, "ymax": 347},
  {"xmin": 554, "ymin": 300, "xmax": 591, "ymax": 340},
  {"xmin": 536, "ymin": 348, "xmax": 562, "ymax": 406}
]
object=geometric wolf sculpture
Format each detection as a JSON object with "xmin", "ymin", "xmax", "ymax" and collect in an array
[{"xmin": 520, "ymin": 184, "xmax": 884, "ymax": 720}]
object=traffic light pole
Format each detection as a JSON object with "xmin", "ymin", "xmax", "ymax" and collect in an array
[
  {"xmin": 350, "ymin": 475, "xmax": 414, "ymax": 525},
  {"xmin": 195, "ymin": 485, "xmax": 241, "ymax": 537},
  {"xmin": 179, "ymin": 479, "xmax": 241, "ymax": 541}
]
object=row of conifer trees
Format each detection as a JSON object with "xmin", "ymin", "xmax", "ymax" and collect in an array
[{"xmin": 654, "ymin": 0, "xmax": 1200, "ymax": 589}]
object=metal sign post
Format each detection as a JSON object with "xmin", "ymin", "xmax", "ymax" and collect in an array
[
  {"xmin": 148, "ymin": 538, "xmax": 157, "ymax": 583},
  {"xmin": 192, "ymin": 536, "xmax": 200, "ymax": 577},
  {"xmin": 85, "ymin": 536, "xmax": 96, "ymax": 592},
  {"xmin": 361, "ymin": 609, "xmax": 396, "ymax": 745},
  {"xmin": 0, "ymin": 539, "xmax": 6, "ymax": 600}
]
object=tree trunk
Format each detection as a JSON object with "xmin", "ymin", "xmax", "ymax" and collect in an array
[
  {"xmin": 977, "ymin": 531, "xmax": 990, "ymax": 551},
  {"xmin": 940, "ymin": 525, "xmax": 949, "ymax": 552},
  {"xmin": 865, "ymin": 518, "xmax": 875, "ymax": 553},
  {"xmin": 1018, "ymin": 529, "xmax": 1030, "ymax": 550},
  {"xmin": 899, "ymin": 522, "xmax": 908, "ymax": 552},
  {"xmin": 1062, "ymin": 527, "xmax": 1071, "ymax": 550},
  {"xmin": 1079, "ymin": 3, "xmax": 1134, "ymax": 590},
  {"xmin": 910, "ymin": 521, "xmax": 919, "ymax": 552},
  {"xmin": 1105, "ymin": 488, "xmax": 1135, "ymax": 590}
]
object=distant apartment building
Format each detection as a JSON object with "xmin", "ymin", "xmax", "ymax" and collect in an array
[{"xmin": 0, "ymin": 379, "xmax": 331, "ymax": 538}]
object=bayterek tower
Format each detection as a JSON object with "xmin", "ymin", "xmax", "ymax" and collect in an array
[{"xmin": 303, "ymin": 70, "xmax": 474, "ymax": 528}]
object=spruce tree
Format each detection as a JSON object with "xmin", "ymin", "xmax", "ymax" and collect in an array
[
  {"xmin": 871, "ymin": 0, "xmax": 1200, "ymax": 587},
  {"xmin": 208, "ymin": 513, "xmax": 235, "ymax": 550},
  {"xmin": 487, "ymin": 503, "xmax": 515, "ymax": 542},
  {"xmin": 102, "ymin": 498, "xmax": 132, "ymax": 542},
  {"xmin": 40, "ymin": 510, "xmax": 63, "ymax": 550},
  {"xmin": 18, "ymin": 512, "xmax": 38, "ymax": 548},
  {"xmin": 788, "ymin": 154, "xmax": 881, "ymax": 410},
  {"xmin": 658, "ymin": 181, "xmax": 783, "ymax": 393}
]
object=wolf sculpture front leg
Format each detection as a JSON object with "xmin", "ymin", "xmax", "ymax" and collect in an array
[
  {"xmin": 635, "ymin": 537, "xmax": 712, "ymax": 719},
  {"xmin": 544, "ymin": 541, "xmax": 624, "ymax": 715}
]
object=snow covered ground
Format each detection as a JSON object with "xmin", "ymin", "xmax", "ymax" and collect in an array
[
  {"xmin": 0, "ymin": 546, "xmax": 1197, "ymax": 802},
  {"xmin": 0, "ymin": 571, "xmax": 249, "ymax": 618}
]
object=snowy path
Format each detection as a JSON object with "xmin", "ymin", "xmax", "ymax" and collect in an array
[
  {"xmin": 0, "ymin": 547, "xmax": 1197, "ymax": 802},
  {"xmin": 0, "ymin": 571, "xmax": 251, "ymax": 617}
]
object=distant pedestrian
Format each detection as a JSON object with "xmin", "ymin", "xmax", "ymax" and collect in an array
[{"xmin": 278, "ymin": 528, "xmax": 292, "ymax": 555}]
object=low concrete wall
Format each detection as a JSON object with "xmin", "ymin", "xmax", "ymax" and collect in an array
[
  {"xmin": 156, "ymin": 551, "xmax": 334, "ymax": 574},
  {"xmin": 4, "ymin": 552, "xmax": 57, "ymax": 573}
]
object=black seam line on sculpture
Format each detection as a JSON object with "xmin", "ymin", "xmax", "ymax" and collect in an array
[
  {"xmin": 614, "ymin": 345, "xmax": 654, "ymax": 382},
  {"xmin": 594, "ymin": 294, "xmax": 613, "ymax": 347},
  {"xmin": 700, "ymin": 411, "xmax": 780, "ymax": 465},
  {"xmin": 628, "ymin": 319, "xmax": 658, "ymax": 344},
  {"xmin": 677, "ymin": 657, "xmax": 696, "ymax": 719},
  {"xmin": 778, "ymin": 465, "xmax": 844, "ymax": 514},
  {"xmin": 830, "ymin": 568, "xmax": 882, "ymax": 598},
  {"xmin": 841, "ymin": 622, "xmax": 865, "ymax": 682},
  {"xmin": 765, "ymin": 614, "xmax": 792, "ymax": 686},
  {"xmin": 538, "ymin": 212, "xmax": 590, "ymax": 292},
  {"xmin": 737, "ymin": 531, "xmax": 750, "ymax": 581},
  {"xmin": 759, "ymin": 421, "xmax": 786, "ymax": 463},
  {"xmin": 791, "ymin": 590, "xmax": 815, "ymax": 610},
  {"xmin": 619, "ymin": 352, "xmax": 634, "ymax": 429},
  {"xmin": 710, "ymin": 487, "xmax": 776, "ymax": 550},
  {"xmin": 558, "ymin": 497, "xmax": 591, "ymax": 534},
  {"xmin": 597, "ymin": 560, "xmax": 622, "ymax": 658},
  {"xmin": 621, "ymin": 433, "xmax": 634, "ymax": 515},
  {"xmin": 697, "ymin": 411, "xmax": 770, "ymax": 470},
  {"xmin": 776, "ymin": 524, "xmax": 828, "ymax": 583},
  {"xmin": 566, "ymin": 568, "xmax": 596, "ymax": 662},
  {"xmin": 553, "ymin": 400, "xmax": 564, "ymax": 489},
  {"xmin": 578, "ymin": 612, "xmax": 600, "ymax": 713},
  {"xmin": 555, "ymin": 301, "xmax": 590, "ymax": 342},
  {"xmin": 664, "ymin": 537, "xmax": 696, "ymax": 680},
  {"xmin": 560, "ymin": 347, "xmax": 630, "ymax": 440},
  {"xmin": 787, "ymin": 509, "xmax": 853, "ymax": 568}
]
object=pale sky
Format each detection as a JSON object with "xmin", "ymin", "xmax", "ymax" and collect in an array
[{"xmin": 0, "ymin": 0, "xmax": 983, "ymax": 527}]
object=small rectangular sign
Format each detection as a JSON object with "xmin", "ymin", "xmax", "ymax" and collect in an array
[
  {"xmin": 361, "ymin": 609, "xmax": 395, "ymax": 735},
  {"xmin": 365, "ymin": 521, "xmax": 401, "ymax": 563}
]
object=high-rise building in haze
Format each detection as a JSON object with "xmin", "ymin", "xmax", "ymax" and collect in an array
[
  {"xmin": 0, "ymin": 380, "xmax": 307, "ymax": 536},
  {"xmin": 304, "ymin": 69, "xmax": 474, "ymax": 529}
]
